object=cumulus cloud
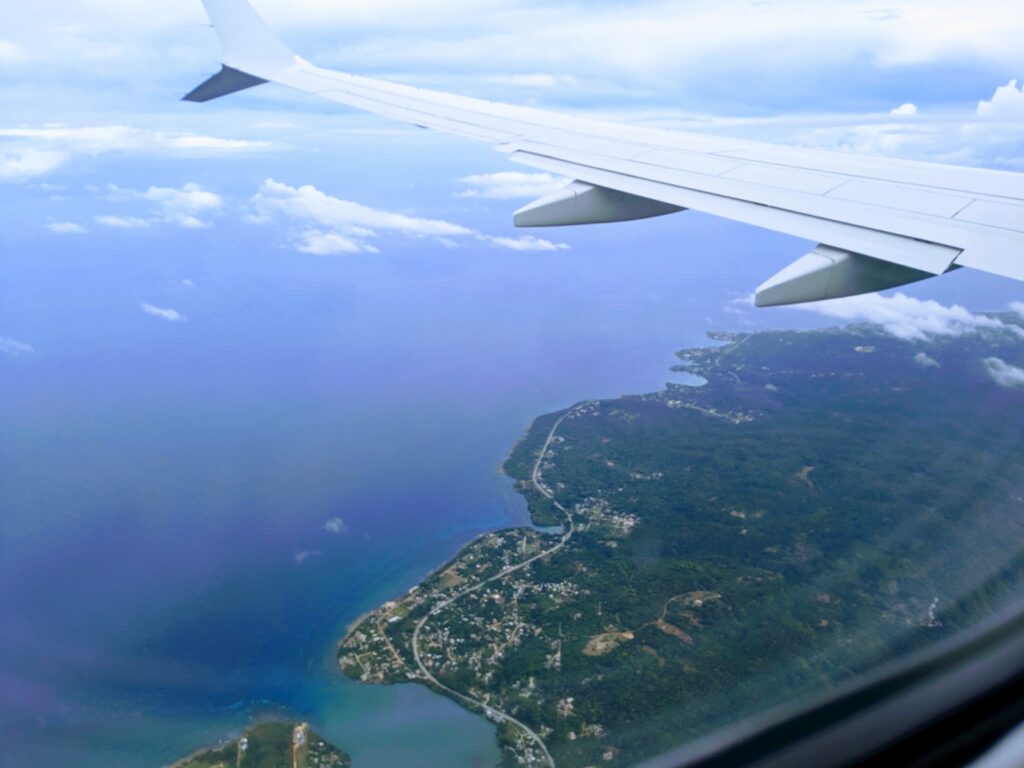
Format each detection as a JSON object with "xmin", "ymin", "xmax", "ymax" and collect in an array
[
  {"xmin": 983, "ymin": 357, "xmax": 1024, "ymax": 388},
  {"xmin": 914, "ymin": 352, "xmax": 941, "ymax": 368},
  {"xmin": 1012, "ymin": 301, "xmax": 1024, "ymax": 319},
  {"xmin": 457, "ymin": 172, "xmax": 568, "ymax": 200},
  {"xmin": 140, "ymin": 304, "xmax": 186, "ymax": 322},
  {"xmin": 294, "ymin": 230, "xmax": 378, "ymax": 256},
  {"xmin": 295, "ymin": 550, "xmax": 322, "ymax": 565},
  {"xmin": 250, "ymin": 178, "xmax": 569, "ymax": 255},
  {"xmin": 0, "ymin": 336, "xmax": 34, "ymax": 357},
  {"xmin": 253, "ymin": 179, "xmax": 470, "ymax": 238},
  {"xmin": 139, "ymin": 183, "xmax": 223, "ymax": 228},
  {"xmin": 978, "ymin": 80, "xmax": 1024, "ymax": 119},
  {"xmin": 801, "ymin": 292, "xmax": 1022, "ymax": 342},
  {"xmin": 478, "ymin": 234, "xmax": 570, "ymax": 252},
  {"xmin": 99, "ymin": 183, "xmax": 223, "ymax": 229},
  {"xmin": 178, "ymin": 279, "xmax": 196, "ymax": 289},
  {"xmin": 46, "ymin": 221, "xmax": 86, "ymax": 235},
  {"xmin": 890, "ymin": 103, "xmax": 918, "ymax": 116},
  {"xmin": 0, "ymin": 148, "xmax": 68, "ymax": 183},
  {"xmin": 96, "ymin": 215, "xmax": 151, "ymax": 229},
  {"xmin": 324, "ymin": 518, "xmax": 348, "ymax": 535}
]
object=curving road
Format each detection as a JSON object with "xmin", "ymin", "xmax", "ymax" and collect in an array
[{"xmin": 409, "ymin": 411, "xmax": 576, "ymax": 768}]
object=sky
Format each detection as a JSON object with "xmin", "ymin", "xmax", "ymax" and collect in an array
[
  {"xmin": 1, "ymin": 0, "xmax": 1024, "ymax": 409},
  {"xmin": 1, "ymin": 2, "xmax": 1023, "ymax": 414},
  {"xmin": 2, "ymin": 0, "xmax": 1024, "ymax": 240}
]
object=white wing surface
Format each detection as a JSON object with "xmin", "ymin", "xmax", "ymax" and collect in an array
[{"xmin": 187, "ymin": 0, "xmax": 1024, "ymax": 306}]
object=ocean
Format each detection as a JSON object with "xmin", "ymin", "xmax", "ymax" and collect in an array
[{"xmin": 1, "ymin": 198, "xmax": 785, "ymax": 766}]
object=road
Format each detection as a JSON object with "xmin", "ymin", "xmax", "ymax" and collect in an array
[{"xmin": 409, "ymin": 411, "xmax": 576, "ymax": 768}]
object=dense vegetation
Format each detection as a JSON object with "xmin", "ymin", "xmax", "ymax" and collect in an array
[{"xmin": 169, "ymin": 722, "xmax": 350, "ymax": 768}]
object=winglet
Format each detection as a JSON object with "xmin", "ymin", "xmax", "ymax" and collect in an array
[
  {"xmin": 196, "ymin": 0, "xmax": 295, "ymax": 79},
  {"xmin": 183, "ymin": 65, "xmax": 268, "ymax": 102}
]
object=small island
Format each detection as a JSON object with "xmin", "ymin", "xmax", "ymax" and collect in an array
[
  {"xmin": 340, "ymin": 316, "xmax": 1024, "ymax": 767},
  {"xmin": 169, "ymin": 722, "xmax": 350, "ymax": 768}
]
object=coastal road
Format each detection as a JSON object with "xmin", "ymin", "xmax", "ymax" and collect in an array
[{"xmin": 410, "ymin": 411, "xmax": 577, "ymax": 768}]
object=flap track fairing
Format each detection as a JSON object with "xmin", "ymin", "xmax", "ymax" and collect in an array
[
  {"xmin": 755, "ymin": 245, "xmax": 939, "ymax": 307},
  {"xmin": 514, "ymin": 181, "xmax": 685, "ymax": 228}
]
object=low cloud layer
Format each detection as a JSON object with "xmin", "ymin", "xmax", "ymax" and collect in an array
[
  {"xmin": 478, "ymin": 234, "xmax": 570, "ymax": 252},
  {"xmin": 0, "ymin": 336, "xmax": 34, "ymax": 357},
  {"xmin": 295, "ymin": 550, "xmax": 321, "ymax": 565},
  {"xmin": 99, "ymin": 183, "xmax": 223, "ymax": 229},
  {"xmin": 252, "ymin": 178, "xmax": 471, "ymax": 239},
  {"xmin": 0, "ymin": 126, "xmax": 273, "ymax": 184},
  {"xmin": 96, "ymin": 215, "xmax": 150, "ymax": 229},
  {"xmin": 140, "ymin": 304, "xmax": 186, "ymax": 322},
  {"xmin": 802, "ymin": 293, "xmax": 1022, "ymax": 342},
  {"xmin": 46, "ymin": 221, "xmax": 86, "ymax": 235},
  {"xmin": 984, "ymin": 357, "xmax": 1024, "ymax": 388},
  {"xmin": 251, "ymin": 178, "xmax": 569, "ymax": 255},
  {"xmin": 324, "ymin": 518, "xmax": 348, "ymax": 535},
  {"xmin": 914, "ymin": 352, "xmax": 941, "ymax": 368},
  {"xmin": 0, "ymin": 148, "xmax": 68, "ymax": 183},
  {"xmin": 457, "ymin": 172, "xmax": 568, "ymax": 200}
]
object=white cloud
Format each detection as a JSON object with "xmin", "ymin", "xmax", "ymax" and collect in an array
[
  {"xmin": 983, "ymin": 357, "xmax": 1024, "ymax": 388},
  {"xmin": 1012, "ymin": 301, "xmax": 1024, "ymax": 319},
  {"xmin": 479, "ymin": 234, "xmax": 570, "ymax": 252},
  {"xmin": 0, "ymin": 148, "xmax": 68, "ymax": 183},
  {"xmin": 253, "ymin": 179, "xmax": 471, "ymax": 238},
  {"xmin": 0, "ymin": 126, "xmax": 275, "ymax": 184},
  {"xmin": 252, "ymin": 178, "xmax": 574, "ymax": 255},
  {"xmin": 274, "ymin": 0, "xmax": 1024, "ymax": 79},
  {"xmin": 801, "ymin": 292, "xmax": 1022, "ymax": 342},
  {"xmin": 890, "ymin": 103, "xmax": 918, "ymax": 116},
  {"xmin": 96, "ymin": 215, "xmax": 151, "ymax": 229},
  {"xmin": 167, "ymin": 135, "xmax": 273, "ymax": 151},
  {"xmin": 294, "ymin": 230, "xmax": 378, "ymax": 255},
  {"xmin": 178, "ymin": 279, "xmax": 196, "ymax": 289},
  {"xmin": 914, "ymin": 352, "xmax": 941, "ymax": 368},
  {"xmin": 46, "ymin": 221, "xmax": 86, "ymax": 235},
  {"xmin": 7, "ymin": 0, "xmax": 1023, "ymax": 73},
  {"xmin": 141, "ymin": 183, "xmax": 222, "ymax": 228},
  {"xmin": 0, "ymin": 336, "xmax": 34, "ymax": 357},
  {"xmin": 457, "ymin": 172, "xmax": 568, "ymax": 200},
  {"xmin": 0, "ymin": 126, "xmax": 274, "ymax": 155},
  {"xmin": 978, "ymin": 80, "xmax": 1024, "ymax": 119},
  {"xmin": 324, "ymin": 518, "xmax": 348, "ymax": 535},
  {"xmin": 140, "ymin": 303, "xmax": 186, "ymax": 322},
  {"xmin": 99, "ymin": 183, "xmax": 223, "ymax": 229},
  {"xmin": 295, "ymin": 550, "xmax": 321, "ymax": 565}
]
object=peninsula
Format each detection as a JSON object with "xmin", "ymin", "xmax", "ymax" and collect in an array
[
  {"xmin": 340, "ymin": 317, "xmax": 1024, "ymax": 767},
  {"xmin": 168, "ymin": 722, "xmax": 350, "ymax": 768}
]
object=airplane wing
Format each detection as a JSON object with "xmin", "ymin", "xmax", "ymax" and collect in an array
[{"xmin": 186, "ymin": 0, "xmax": 1024, "ymax": 307}]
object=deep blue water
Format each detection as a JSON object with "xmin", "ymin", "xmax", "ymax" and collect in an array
[{"xmin": 2, "ymin": 138, "xmax": 1017, "ymax": 767}]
